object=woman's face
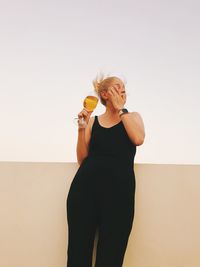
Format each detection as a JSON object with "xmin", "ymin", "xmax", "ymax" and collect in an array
[{"xmin": 100, "ymin": 78, "xmax": 127, "ymax": 105}]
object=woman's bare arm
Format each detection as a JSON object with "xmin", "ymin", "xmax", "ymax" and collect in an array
[
  {"xmin": 76, "ymin": 116, "xmax": 94, "ymax": 165},
  {"xmin": 121, "ymin": 112, "xmax": 145, "ymax": 146}
]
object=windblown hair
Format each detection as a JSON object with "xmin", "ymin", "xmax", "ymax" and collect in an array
[{"xmin": 92, "ymin": 73, "xmax": 121, "ymax": 106}]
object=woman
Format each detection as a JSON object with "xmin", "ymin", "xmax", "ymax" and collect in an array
[{"xmin": 66, "ymin": 75, "xmax": 145, "ymax": 267}]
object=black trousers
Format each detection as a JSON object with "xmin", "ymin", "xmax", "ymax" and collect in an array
[{"xmin": 66, "ymin": 158, "xmax": 136, "ymax": 267}]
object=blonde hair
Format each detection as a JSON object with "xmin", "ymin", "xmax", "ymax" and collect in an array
[{"xmin": 92, "ymin": 73, "xmax": 122, "ymax": 106}]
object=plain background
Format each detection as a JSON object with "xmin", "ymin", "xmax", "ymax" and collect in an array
[{"xmin": 0, "ymin": 0, "xmax": 199, "ymax": 164}]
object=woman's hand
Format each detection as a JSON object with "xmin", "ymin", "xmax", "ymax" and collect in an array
[
  {"xmin": 77, "ymin": 108, "xmax": 92, "ymax": 128},
  {"xmin": 107, "ymin": 86, "xmax": 126, "ymax": 111}
]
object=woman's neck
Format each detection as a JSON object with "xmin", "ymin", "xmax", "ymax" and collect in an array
[{"xmin": 104, "ymin": 103, "xmax": 120, "ymax": 119}]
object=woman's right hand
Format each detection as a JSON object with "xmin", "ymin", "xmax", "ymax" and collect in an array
[{"xmin": 77, "ymin": 108, "xmax": 92, "ymax": 128}]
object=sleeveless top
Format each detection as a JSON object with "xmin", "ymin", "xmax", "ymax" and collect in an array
[{"xmin": 87, "ymin": 115, "xmax": 137, "ymax": 167}]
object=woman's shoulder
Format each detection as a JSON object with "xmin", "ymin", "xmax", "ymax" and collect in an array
[
  {"xmin": 130, "ymin": 111, "xmax": 140, "ymax": 115},
  {"xmin": 89, "ymin": 115, "xmax": 96, "ymax": 122},
  {"xmin": 130, "ymin": 111, "xmax": 143, "ymax": 119},
  {"xmin": 129, "ymin": 111, "xmax": 145, "ymax": 132},
  {"xmin": 88, "ymin": 115, "xmax": 96, "ymax": 131}
]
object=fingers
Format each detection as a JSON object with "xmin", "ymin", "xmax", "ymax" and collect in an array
[
  {"xmin": 107, "ymin": 86, "xmax": 114, "ymax": 96},
  {"xmin": 108, "ymin": 87, "xmax": 124, "ymax": 100},
  {"xmin": 78, "ymin": 109, "xmax": 87, "ymax": 118},
  {"xmin": 78, "ymin": 108, "xmax": 92, "ymax": 121},
  {"xmin": 113, "ymin": 86, "xmax": 120, "ymax": 95},
  {"xmin": 108, "ymin": 86, "xmax": 117, "ymax": 97},
  {"xmin": 107, "ymin": 86, "xmax": 127, "ymax": 110}
]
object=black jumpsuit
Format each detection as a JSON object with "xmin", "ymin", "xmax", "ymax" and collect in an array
[{"xmin": 66, "ymin": 115, "xmax": 137, "ymax": 267}]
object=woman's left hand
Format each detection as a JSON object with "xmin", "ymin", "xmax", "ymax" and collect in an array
[{"xmin": 107, "ymin": 86, "xmax": 126, "ymax": 111}]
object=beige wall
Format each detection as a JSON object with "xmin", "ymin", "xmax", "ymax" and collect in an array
[{"xmin": 0, "ymin": 162, "xmax": 200, "ymax": 267}]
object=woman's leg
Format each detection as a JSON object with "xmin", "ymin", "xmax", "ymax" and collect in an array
[
  {"xmin": 95, "ymin": 173, "xmax": 135, "ymax": 267},
  {"xmin": 66, "ymin": 173, "xmax": 99, "ymax": 267}
]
